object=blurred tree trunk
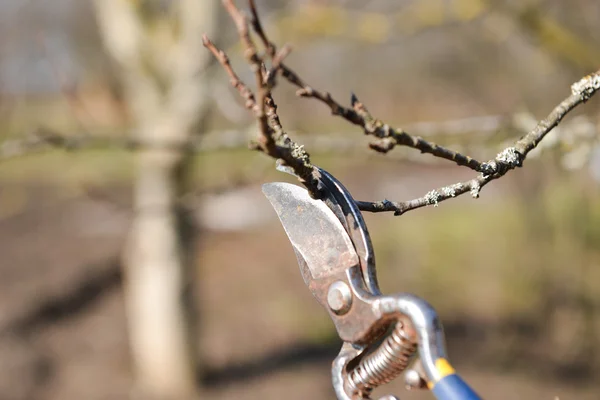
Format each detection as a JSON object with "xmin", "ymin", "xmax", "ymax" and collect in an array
[{"xmin": 93, "ymin": 1, "xmax": 217, "ymax": 398}]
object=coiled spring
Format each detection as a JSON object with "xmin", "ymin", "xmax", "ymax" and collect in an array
[{"xmin": 347, "ymin": 321, "xmax": 417, "ymax": 396}]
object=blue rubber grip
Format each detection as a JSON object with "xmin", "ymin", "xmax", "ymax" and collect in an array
[{"xmin": 431, "ymin": 374, "xmax": 482, "ymax": 400}]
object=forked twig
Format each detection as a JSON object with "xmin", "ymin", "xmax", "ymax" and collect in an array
[
  {"xmin": 205, "ymin": 0, "xmax": 600, "ymax": 215},
  {"xmin": 202, "ymin": 36, "xmax": 256, "ymax": 111},
  {"xmin": 356, "ymin": 73, "xmax": 600, "ymax": 215},
  {"xmin": 204, "ymin": 0, "xmax": 319, "ymax": 194}
]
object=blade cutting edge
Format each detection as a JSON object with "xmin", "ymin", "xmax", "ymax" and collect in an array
[{"xmin": 262, "ymin": 182, "xmax": 359, "ymax": 279}]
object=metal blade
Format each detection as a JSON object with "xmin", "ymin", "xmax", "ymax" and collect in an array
[{"xmin": 262, "ymin": 182, "xmax": 359, "ymax": 280}]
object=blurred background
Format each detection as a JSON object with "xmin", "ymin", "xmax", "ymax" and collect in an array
[{"xmin": 0, "ymin": 0, "xmax": 599, "ymax": 399}]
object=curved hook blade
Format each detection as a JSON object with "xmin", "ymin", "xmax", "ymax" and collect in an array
[{"xmin": 262, "ymin": 182, "xmax": 359, "ymax": 280}]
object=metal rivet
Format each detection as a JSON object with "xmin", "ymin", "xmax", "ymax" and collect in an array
[
  {"xmin": 327, "ymin": 281, "xmax": 352, "ymax": 315},
  {"xmin": 404, "ymin": 369, "xmax": 427, "ymax": 390}
]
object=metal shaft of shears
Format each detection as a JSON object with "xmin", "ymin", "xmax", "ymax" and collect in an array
[
  {"xmin": 263, "ymin": 167, "xmax": 482, "ymax": 400},
  {"xmin": 317, "ymin": 170, "xmax": 481, "ymax": 399}
]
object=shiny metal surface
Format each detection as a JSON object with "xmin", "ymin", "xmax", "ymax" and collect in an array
[
  {"xmin": 263, "ymin": 181, "xmax": 382, "ymax": 344},
  {"xmin": 405, "ymin": 367, "xmax": 428, "ymax": 390},
  {"xmin": 327, "ymin": 281, "xmax": 353, "ymax": 315},
  {"xmin": 347, "ymin": 320, "xmax": 417, "ymax": 396},
  {"xmin": 376, "ymin": 294, "xmax": 448, "ymax": 383},
  {"xmin": 332, "ymin": 343, "xmax": 362, "ymax": 400},
  {"xmin": 262, "ymin": 182, "xmax": 358, "ymax": 281},
  {"xmin": 316, "ymin": 168, "xmax": 380, "ymax": 296},
  {"xmin": 263, "ymin": 167, "xmax": 458, "ymax": 399}
]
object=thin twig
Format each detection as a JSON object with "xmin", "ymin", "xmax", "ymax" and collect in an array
[
  {"xmin": 221, "ymin": 0, "xmax": 270, "ymax": 148},
  {"xmin": 281, "ymin": 64, "xmax": 484, "ymax": 168},
  {"xmin": 203, "ymin": 0, "xmax": 319, "ymax": 193},
  {"xmin": 246, "ymin": 0, "xmax": 494, "ymax": 173},
  {"xmin": 0, "ymin": 129, "xmax": 137, "ymax": 161},
  {"xmin": 248, "ymin": 0, "xmax": 275, "ymax": 57},
  {"xmin": 356, "ymin": 71, "xmax": 600, "ymax": 215},
  {"xmin": 350, "ymin": 94, "xmax": 489, "ymax": 173},
  {"xmin": 207, "ymin": 1, "xmax": 600, "ymax": 216},
  {"xmin": 202, "ymin": 35, "xmax": 256, "ymax": 110},
  {"xmin": 266, "ymin": 44, "xmax": 292, "ymax": 89}
]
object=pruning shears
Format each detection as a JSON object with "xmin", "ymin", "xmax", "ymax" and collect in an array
[{"xmin": 263, "ymin": 166, "xmax": 482, "ymax": 400}]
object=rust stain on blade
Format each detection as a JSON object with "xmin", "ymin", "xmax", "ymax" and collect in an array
[{"xmin": 262, "ymin": 183, "xmax": 358, "ymax": 279}]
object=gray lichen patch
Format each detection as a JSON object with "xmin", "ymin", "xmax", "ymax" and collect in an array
[
  {"xmin": 441, "ymin": 183, "xmax": 463, "ymax": 198},
  {"xmin": 291, "ymin": 143, "xmax": 310, "ymax": 164},
  {"xmin": 496, "ymin": 147, "xmax": 522, "ymax": 167},
  {"xmin": 470, "ymin": 181, "xmax": 481, "ymax": 198},
  {"xmin": 425, "ymin": 190, "xmax": 441, "ymax": 206},
  {"xmin": 571, "ymin": 73, "xmax": 600, "ymax": 100}
]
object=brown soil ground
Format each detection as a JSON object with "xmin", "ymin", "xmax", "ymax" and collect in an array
[{"xmin": 0, "ymin": 182, "xmax": 598, "ymax": 400}]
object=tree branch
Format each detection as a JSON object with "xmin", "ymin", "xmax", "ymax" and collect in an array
[
  {"xmin": 357, "ymin": 71, "xmax": 600, "ymax": 215},
  {"xmin": 243, "ymin": 2, "xmax": 493, "ymax": 173},
  {"xmin": 232, "ymin": 1, "xmax": 477, "ymax": 173},
  {"xmin": 203, "ymin": 0, "xmax": 319, "ymax": 194},
  {"xmin": 202, "ymin": 36, "xmax": 256, "ymax": 111},
  {"xmin": 350, "ymin": 93, "xmax": 490, "ymax": 173},
  {"xmin": 4, "ymin": 107, "xmax": 597, "ymax": 166},
  {"xmin": 0, "ymin": 129, "xmax": 135, "ymax": 161},
  {"xmin": 205, "ymin": 1, "xmax": 600, "ymax": 216}
]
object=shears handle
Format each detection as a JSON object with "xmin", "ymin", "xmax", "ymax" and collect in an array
[{"xmin": 431, "ymin": 373, "xmax": 482, "ymax": 400}]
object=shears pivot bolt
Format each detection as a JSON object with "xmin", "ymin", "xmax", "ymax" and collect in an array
[{"xmin": 327, "ymin": 281, "xmax": 353, "ymax": 315}]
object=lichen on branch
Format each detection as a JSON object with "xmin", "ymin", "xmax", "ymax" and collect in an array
[{"xmin": 205, "ymin": 0, "xmax": 600, "ymax": 216}]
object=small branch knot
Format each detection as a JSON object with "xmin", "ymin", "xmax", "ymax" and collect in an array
[
  {"xmin": 369, "ymin": 138, "xmax": 394, "ymax": 153},
  {"xmin": 481, "ymin": 147, "xmax": 523, "ymax": 175},
  {"xmin": 296, "ymin": 88, "xmax": 312, "ymax": 97},
  {"xmin": 479, "ymin": 161, "xmax": 497, "ymax": 175},
  {"xmin": 382, "ymin": 199, "xmax": 395, "ymax": 207},
  {"xmin": 496, "ymin": 147, "xmax": 523, "ymax": 169}
]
